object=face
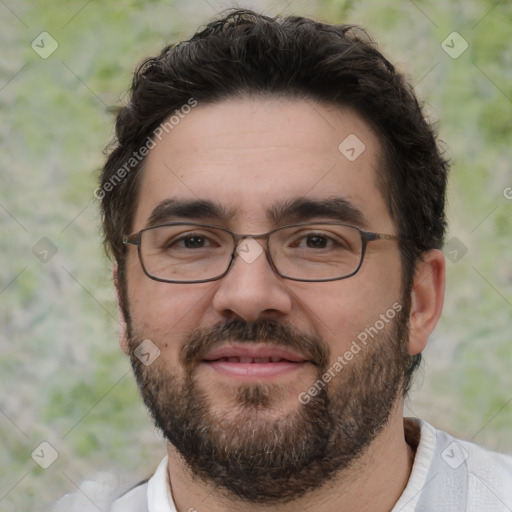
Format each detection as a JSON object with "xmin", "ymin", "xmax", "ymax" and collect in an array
[{"xmin": 119, "ymin": 97, "xmax": 412, "ymax": 503}]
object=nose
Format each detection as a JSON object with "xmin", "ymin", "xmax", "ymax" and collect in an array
[{"xmin": 211, "ymin": 237, "xmax": 293, "ymax": 322}]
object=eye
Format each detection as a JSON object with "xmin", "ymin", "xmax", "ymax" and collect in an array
[
  {"xmin": 167, "ymin": 233, "xmax": 218, "ymax": 249},
  {"xmin": 290, "ymin": 231, "xmax": 345, "ymax": 250},
  {"xmin": 302, "ymin": 234, "xmax": 331, "ymax": 248},
  {"xmin": 175, "ymin": 235, "xmax": 209, "ymax": 248}
]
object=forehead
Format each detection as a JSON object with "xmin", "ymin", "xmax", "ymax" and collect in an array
[{"xmin": 133, "ymin": 97, "xmax": 392, "ymax": 233}]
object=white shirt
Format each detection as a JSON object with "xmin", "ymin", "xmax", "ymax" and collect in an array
[{"xmin": 53, "ymin": 418, "xmax": 512, "ymax": 511}]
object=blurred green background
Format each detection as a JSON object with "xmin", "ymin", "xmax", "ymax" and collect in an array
[{"xmin": 1, "ymin": 0, "xmax": 511, "ymax": 510}]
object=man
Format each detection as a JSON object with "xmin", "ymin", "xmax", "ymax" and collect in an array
[{"xmin": 56, "ymin": 8, "xmax": 512, "ymax": 512}]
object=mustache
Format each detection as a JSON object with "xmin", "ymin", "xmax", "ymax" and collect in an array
[{"xmin": 180, "ymin": 318, "xmax": 329, "ymax": 369}]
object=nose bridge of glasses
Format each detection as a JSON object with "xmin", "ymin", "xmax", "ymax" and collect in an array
[
  {"xmin": 224, "ymin": 230, "xmax": 281, "ymax": 278},
  {"xmin": 231, "ymin": 230, "xmax": 271, "ymax": 252}
]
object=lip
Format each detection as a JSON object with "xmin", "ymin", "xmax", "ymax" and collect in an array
[
  {"xmin": 201, "ymin": 343, "xmax": 312, "ymax": 380},
  {"xmin": 203, "ymin": 343, "xmax": 309, "ymax": 363}
]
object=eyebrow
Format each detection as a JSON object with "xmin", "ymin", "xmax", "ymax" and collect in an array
[
  {"xmin": 147, "ymin": 199, "xmax": 237, "ymax": 227},
  {"xmin": 267, "ymin": 197, "xmax": 369, "ymax": 228},
  {"xmin": 145, "ymin": 196, "xmax": 369, "ymax": 230}
]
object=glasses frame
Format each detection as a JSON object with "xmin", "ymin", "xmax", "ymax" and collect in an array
[{"xmin": 122, "ymin": 221, "xmax": 402, "ymax": 284}]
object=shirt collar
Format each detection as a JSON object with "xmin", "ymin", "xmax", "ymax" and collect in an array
[
  {"xmin": 391, "ymin": 418, "xmax": 437, "ymax": 511},
  {"xmin": 147, "ymin": 455, "xmax": 175, "ymax": 512}
]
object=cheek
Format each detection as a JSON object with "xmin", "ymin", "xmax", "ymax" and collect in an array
[
  {"xmin": 126, "ymin": 265, "xmax": 212, "ymax": 365},
  {"xmin": 292, "ymin": 257, "xmax": 402, "ymax": 355}
]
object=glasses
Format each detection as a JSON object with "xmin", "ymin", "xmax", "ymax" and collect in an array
[{"xmin": 122, "ymin": 222, "xmax": 402, "ymax": 284}]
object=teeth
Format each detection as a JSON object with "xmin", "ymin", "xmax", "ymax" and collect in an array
[
  {"xmin": 253, "ymin": 357, "xmax": 270, "ymax": 363},
  {"xmin": 215, "ymin": 356, "xmax": 289, "ymax": 363}
]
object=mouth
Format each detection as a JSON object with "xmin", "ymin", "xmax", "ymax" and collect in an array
[
  {"xmin": 208, "ymin": 356, "xmax": 300, "ymax": 363},
  {"xmin": 201, "ymin": 343, "xmax": 312, "ymax": 379}
]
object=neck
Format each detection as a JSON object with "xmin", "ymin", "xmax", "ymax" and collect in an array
[{"xmin": 166, "ymin": 403, "xmax": 415, "ymax": 512}]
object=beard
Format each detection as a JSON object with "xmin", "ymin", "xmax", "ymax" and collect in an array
[{"xmin": 125, "ymin": 300, "xmax": 412, "ymax": 505}]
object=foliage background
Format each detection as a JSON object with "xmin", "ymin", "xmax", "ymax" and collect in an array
[{"xmin": 1, "ymin": 0, "xmax": 511, "ymax": 510}]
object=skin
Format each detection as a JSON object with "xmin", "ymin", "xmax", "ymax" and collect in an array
[{"xmin": 114, "ymin": 97, "xmax": 445, "ymax": 512}]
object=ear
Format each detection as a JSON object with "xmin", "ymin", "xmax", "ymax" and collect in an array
[
  {"xmin": 113, "ymin": 262, "xmax": 130, "ymax": 355},
  {"xmin": 407, "ymin": 249, "xmax": 445, "ymax": 356}
]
